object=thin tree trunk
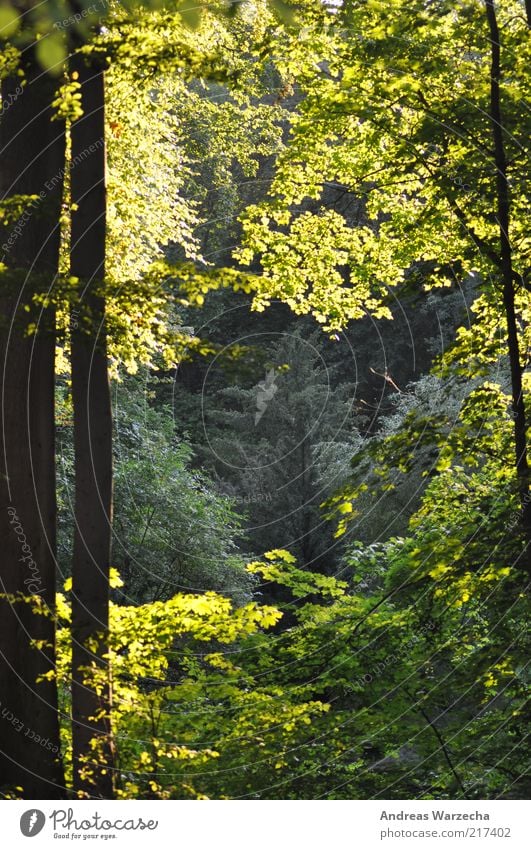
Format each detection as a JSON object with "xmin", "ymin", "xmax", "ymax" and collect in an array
[
  {"xmin": 485, "ymin": 0, "xmax": 531, "ymax": 568},
  {"xmin": 0, "ymin": 58, "xmax": 66, "ymax": 797},
  {"xmin": 69, "ymin": 49, "xmax": 114, "ymax": 799}
]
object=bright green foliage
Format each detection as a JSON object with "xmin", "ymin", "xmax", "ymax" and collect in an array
[
  {"xmin": 248, "ymin": 549, "xmax": 348, "ymax": 599},
  {"xmin": 437, "ymin": 288, "xmax": 531, "ymax": 380},
  {"xmin": 3, "ymin": 0, "xmax": 529, "ymax": 802},
  {"xmin": 53, "ymin": 569, "xmax": 336, "ymax": 798},
  {"xmin": 328, "ymin": 370, "xmax": 526, "ymax": 537},
  {"xmin": 57, "ymin": 375, "xmax": 252, "ymax": 603},
  {"xmin": 29, "ymin": 449, "xmax": 531, "ymax": 799},
  {"xmin": 235, "ymin": 0, "xmax": 530, "ymax": 330}
]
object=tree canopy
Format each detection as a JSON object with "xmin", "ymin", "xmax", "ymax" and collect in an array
[{"xmin": 0, "ymin": 0, "xmax": 529, "ymax": 802}]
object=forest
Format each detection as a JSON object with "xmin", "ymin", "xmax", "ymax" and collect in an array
[{"xmin": 0, "ymin": 0, "xmax": 529, "ymax": 802}]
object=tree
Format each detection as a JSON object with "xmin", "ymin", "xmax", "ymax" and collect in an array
[
  {"xmin": 203, "ymin": 329, "xmax": 358, "ymax": 573},
  {"xmin": 483, "ymin": 0, "xmax": 530, "ymax": 557},
  {"xmin": 0, "ymin": 38, "xmax": 66, "ymax": 797},
  {"xmin": 57, "ymin": 375, "xmax": 253, "ymax": 605},
  {"xmin": 2, "ymin": 0, "xmax": 527, "ymax": 803},
  {"xmin": 68, "ymin": 42, "xmax": 114, "ymax": 797},
  {"xmin": 63, "ymin": 0, "xmax": 302, "ymax": 795},
  {"xmin": 236, "ymin": 0, "xmax": 531, "ymax": 565}
]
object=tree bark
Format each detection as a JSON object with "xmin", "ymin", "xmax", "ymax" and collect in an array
[
  {"xmin": 0, "ymin": 58, "xmax": 66, "ymax": 797},
  {"xmin": 69, "ymin": 49, "xmax": 114, "ymax": 799},
  {"xmin": 485, "ymin": 0, "xmax": 531, "ymax": 569}
]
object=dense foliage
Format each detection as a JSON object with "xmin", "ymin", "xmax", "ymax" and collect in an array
[{"xmin": 0, "ymin": 0, "xmax": 529, "ymax": 801}]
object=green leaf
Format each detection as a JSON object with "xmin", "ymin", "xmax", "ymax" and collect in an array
[
  {"xmin": 35, "ymin": 33, "xmax": 67, "ymax": 74},
  {"xmin": 0, "ymin": 4, "xmax": 19, "ymax": 39},
  {"xmin": 269, "ymin": 0, "xmax": 299, "ymax": 27},
  {"xmin": 178, "ymin": 0, "xmax": 202, "ymax": 30}
]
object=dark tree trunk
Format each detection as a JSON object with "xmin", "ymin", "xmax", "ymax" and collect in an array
[
  {"xmin": 69, "ymin": 49, "xmax": 114, "ymax": 799},
  {"xmin": 0, "ymin": 59, "xmax": 66, "ymax": 797},
  {"xmin": 485, "ymin": 0, "xmax": 531, "ymax": 570}
]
